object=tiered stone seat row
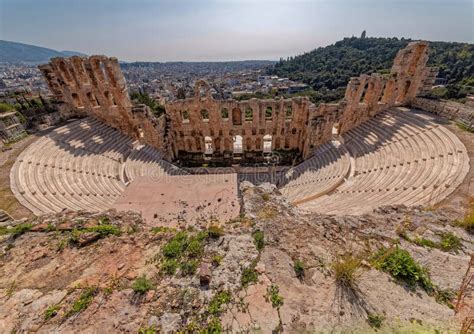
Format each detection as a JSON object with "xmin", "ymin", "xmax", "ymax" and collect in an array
[
  {"xmin": 279, "ymin": 141, "xmax": 350, "ymax": 203},
  {"xmin": 10, "ymin": 117, "xmax": 135, "ymax": 215},
  {"xmin": 298, "ymin": 109, "xmax": 469, "ymax": 215},
  {"xmin": 123, "ymin": 144, "xmax": 188, "ymax": 183}
]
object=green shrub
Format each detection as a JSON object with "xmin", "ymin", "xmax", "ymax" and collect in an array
[
  {"xmin": 212, "ymin": 254, "xmax": 223, "ymax": 267},
  {"xmin": 0, "ymin": 223, "xmax": 33, "ymax": 237},
  {"xmin": 455, "ymin": 211, "xmax": 474, "ymax": 234},
  {"xmin": 371, "ymin": 247, "xmax": 433, "ymax": 293},
  {"xmin": 132, "ymin": 275, "xmax": 153, "ymax": 294},
  {"xmin": 180, "ymin": 260, "xmax": 198, "ymax": 276},
  {"xmin": 44, "ymin": 304, "xmax": 60, "ymax": 320},
  {"xmin": 67, "ymin": 287, "xmax": 97, "ymax": 316},
  {"xmin": 265, "ymin": 284, "xmax": 284, "ymax": 309},
  {"xmin": 151, "ymin": 226, "xmax": 175, "ymax": 234},
  {"xmin": 0, "ymin": 102, "xmax": 15, "ymax": 113},
  {"xmin": 439, "ymin": 232, "xmax": 461, "ymax": 252},
  {"xmin": 186, "ymin": 238, "xmax": 204, "ymax": 258},
  {"xmin": 86, "ymin": 224, "xmax": 121, "ymax": 237},
  {"xmin": 413, "ymin": 237, "xmax": 437, "ymax": 248},
  {"xmin": 138, "ymin": 326, "xmax": 157, "ymax": 334},
  {"xmin": 293, "ymin": 260, "xmax": 305, "ymax": 280},
  {"xmin": 332, "ymin": 255, "xmax": 361, "ymax": 289},
  {"xmin": 252, "ymin": 230, "xmax": 265, "ymax": 251},
  {"xmin": 367, "ymin": 313, "xmax": 384, "ymax": 329},
  {"xmin": 162, "ymin": 231, "xmax": 188, "ymax": 259},
  {"xmin": 208, "ymin": 290, "xmax": 232, "ymax": 315},
  {"xmin": 241, "ymin": 265, "xmax": 258, "ymax": 287},
  {"xmin": 161, "ymin": 258, "xmax": 178, "ymax": 275},
  {"xmin": 207, "ymin": 225, "xmax": 224, "ymax": 239}
]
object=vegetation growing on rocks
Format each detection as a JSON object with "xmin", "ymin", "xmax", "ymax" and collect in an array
[
  {"xmin": 66, "ymin": 287, "xmax": 98, "ymax": 317},
  {"xmin": 132, "ymin": 275, "xmax": 153, "ymax": 294}
]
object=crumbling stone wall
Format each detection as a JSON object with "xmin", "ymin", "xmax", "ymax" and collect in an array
[
  {"xmin": 411, "ymin": 97, "xmax": 474, "ymax": 131},
  {"xmin": 39, "ymin": 41, "xmax": 435, "ymax": 162},
  {"xmin": 0, "ymin": 112, "xmax": 26, "ymax": 143},
  {"xmin": 303, "ymin": 41, "xmax": 436, "ymax": 157},
  {"xmin": 165, "ymin": 80, "xmax": 311, "ymax": 159},
  {"xmin": 39, "ymin": 56, "xmax": 172, "ymax": 159}
]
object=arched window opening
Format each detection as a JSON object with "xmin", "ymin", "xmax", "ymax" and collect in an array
[
  {"xmin": 138, "ymin": 125, "xmax": 144, "ymax": 138},
  {"xmin": 245, "ymin": 108, "xmax": 253, "ymax": 121},
  {"xmin": 221, "ymin": 108, "xmax": 229, "ymax": 120},
  {"xmin": 214, "ymin": 137, "xmax": 221, "ymax": 151},
  {"xmin": 233, "ymin": 135, "xmax": 243, "ymax": 154},
  {"xmin": 186, "ymin": 138, "xmax": 193, "ymax": 151},
  {"xmin": 255, "ymin": 138, "xmax": 262, "ymax": 150},
  {"xmin": 204, "ymin": 136, "xmax": 213, "ymax": 155},
  {"xmin": 332, "ymin": 122, "xmax": 341, "ymax": 135},
  {"xmin": 265, "ymin": 107, "xmax": 273, "ymax": 120},
  {"xmin": 195, "ymin": 137, "xmax": 202, "ymax": 151},
  {"xmin": 285, "ymin": 106, "xmax": 293, "ymax": 120},
  {"xmin": 201, "ymin": 109, "xmax": 209, "ymax": 122},
  {"xmin": 87, "ymin": 92, "xmax": 99, "ymax": 107},
  {"xmin": 263, "ymin": 135, "xmax": 272, "ymax": 154},
  {"xmin": 359, "ymin": 82, "xmax": 369, "ymax": 103},
  {"xmin": 71, "ymin": 93, "xmax": 83, "ymax": 108},
  {"xmin": 181, "ymin": 110, "xmax": 190, "ymax": 123},
  {"xmin": 232, "ymin": 108, "xmax": 242, "ymax": 125},
  {"xmin": 59, "ymin": 61, "xmax": 73, "ymax": 83},
  {"xmin": 275, "ymin": 137, "xmax": 281, "ymax": 149},
  {"xmin": 284, "ymin": 137, "xmax": 290, "ymax": 149},
  {"xmin": 104, "ymin": 91, "xmax": 116, "ymax": 105},
  {"xmin": 224, "ymin": 138, "xmax": 231, "ymax": 151},
  {"xmin": 363, "ymin": 82, "xmax": 375, "ymax": 104},
  {"xmin": 397, "ymin": 80, "xmax": 412, "ymax": 103},
  {"xmin": 246, "ymin": 137, "xmax": 252, "ymax": 150}
]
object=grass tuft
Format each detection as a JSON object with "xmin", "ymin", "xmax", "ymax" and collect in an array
[
  {"xmin": 132, "ymin": 275, "xmax": 153, "ymax": 294},
  {"xmin": 332, "ymin": 255, "xmax": 361, "ymax": 290}
]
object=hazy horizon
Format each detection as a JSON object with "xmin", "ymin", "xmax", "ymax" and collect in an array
[{"xmin": 0, "ymin": 0, "xmax": 473, "ymax": 62}]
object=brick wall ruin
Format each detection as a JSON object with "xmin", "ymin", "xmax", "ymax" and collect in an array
[{"xmin": 39, "ymin": 41, "xmax": 436, "ymax": 163}]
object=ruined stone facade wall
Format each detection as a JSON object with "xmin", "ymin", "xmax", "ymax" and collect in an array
[
  {"xmin": 39, "ymin": 56, "xmax": 172, "ymax": 159},
  {"xmin": 39, "ymin": 41, "xmax": 435, "ymax": 162},
  {"xmin": 303, "ymin": 41, "xmax": 435, "ymax": 158},
  {"xmin": 165, "ymin": 81, "xmax": 311, "ymax": 158},
  {"xmin": 411, "ymin": 97, "xmax": 474, "ymax": 131},
  {"xmin": 0, "ymin": 112, "xmax": 26, "ymax": 143}
]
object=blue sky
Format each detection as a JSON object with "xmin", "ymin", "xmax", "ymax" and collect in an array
[{"xmin": 0, "ymin": 0, "xmax": 472, "ymax": 61}]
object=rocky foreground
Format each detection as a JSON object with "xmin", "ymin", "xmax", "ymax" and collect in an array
[{"xmin": 0, "ymin": 183, "xmax": 472, "ymax": 333}]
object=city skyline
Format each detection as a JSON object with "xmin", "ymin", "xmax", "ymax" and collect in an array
[{"xmin": 0, "ymin": 0, "xmax": 473, "ymax": 62}]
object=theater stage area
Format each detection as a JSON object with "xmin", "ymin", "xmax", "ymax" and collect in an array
[{"xmin": 113, "ymin": 174, "xmax": 240, "ymax": 227}]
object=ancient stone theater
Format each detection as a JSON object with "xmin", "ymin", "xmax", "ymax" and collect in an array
[{"xmin": 9, "ymin": 42, "xmax": 471, "ymax": 223}]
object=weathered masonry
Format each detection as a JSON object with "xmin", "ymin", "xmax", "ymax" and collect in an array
[{"xmin": 39, "ymin": 41, "xmax": 437, "ymax": 163}]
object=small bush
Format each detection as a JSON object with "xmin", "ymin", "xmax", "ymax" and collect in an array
[
  {"xmin": 186, "ymin": 238, "xmax": 204, "ymax": 258},
  {"xmin": 151, "ymin": 226, "xmax": 175, "ymax": 234},
  {"xmin": 208, "ymin": 290, "xmax": 232, "ymax": 315},
  {"xmin": 132, "ymin": 275, "xmax": 153, "ymax": 294},
  {"xmin": 44, "ymin": 304, "xmax": 60, "ymax": 320},
  {"xmin": 371, "ymin": 247, "xmax": 433, "ymax": 293},
  {"xmin": 211, "ymin": 255, "xmax": 223, "ymax": 267},
  {"xmin": 434, "ymin": 288, "xmax": 455, "ymax": 308},
  {"xmin": 367, "ymin": 313, "xmax": 384, "ymax": 329},
  {"xmin": 180, "ymin": 260, "xmax": 198, "ymax": 276},
  {"xmin": 265, "ymin": 284, "xmax": 284, "ymax": 309},
  {"xmin": 293, "ymin": 260, "xmax": 305, "ymax": 280},
  {"xmin": 455, "ymin": 211, "xmax": 474, "ymax": 234},
  {"xmin": 252, "ymin": 230, "xmax": 265, "ymax": 251},
  {"xmin": 162, "ymin": 231, "xmax": 188, "ymax": 259},
  {"xmin": 241, "ymin": 266, "xmax": 258, "ymax": 287},
  {"xmin": 67, "ymin": 287, "xmax": 97, "ymax": 316},
  {"xmin": 413, "ymin": 237, "xmax": 437, "ymax": 248},
  {"xmin": 439, "ymin": 232, "xmax": 461, "ymax": 252},
  {"xmin": 161, "ymin": 258, "xmax": 178, "ymax": 275},
  {"xmin": 261, "ymin": 193, "xmax": 270, "ymax": 201},
  {"xmin": 207, "ymin": 225, "xmax": 224, "ymax": 239},
  {"xmin": 0, "ymin": 223, "xmax": 33, "ymax": 237},
  {"xmin": 138, "ymin": 326, "xmax": 157, "ymax": 334},
  {"xmin": 332, "ymin": 255, "xmax": 361, "ymax": 289},
  {"xmin": 86, "ymin": 224, "xmax": 121, "ymax": 237}
]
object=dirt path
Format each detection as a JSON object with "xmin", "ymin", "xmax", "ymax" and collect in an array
[{"xmin": 0, "ymin": 135, "xmax": 38, "ymax": 219}]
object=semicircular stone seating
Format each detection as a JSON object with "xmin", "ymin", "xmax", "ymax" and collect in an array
[
  {"xmin": 279, "ymin": 140, "xmax": 350, "ymax": 204},
  {"xmin": 296, "ymin": 108, "xmax": 470, "ymax": 215},
  {"xmin": 10, "ymin": 117, "xmax": 186, "ymax": 216}
]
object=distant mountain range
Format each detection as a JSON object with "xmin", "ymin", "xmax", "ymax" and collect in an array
[{"xmin": 0, "ymin": 40, "xmax": 86, "ymax": 63}]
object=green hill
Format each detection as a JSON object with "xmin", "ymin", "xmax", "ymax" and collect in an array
[
  {"xmin": 271, "ymin": 37, "xmax": 474, "ymax": 103},
  {"xmin": 0, "ymin": 40, "xmax": 85, "ymax": 63}
]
